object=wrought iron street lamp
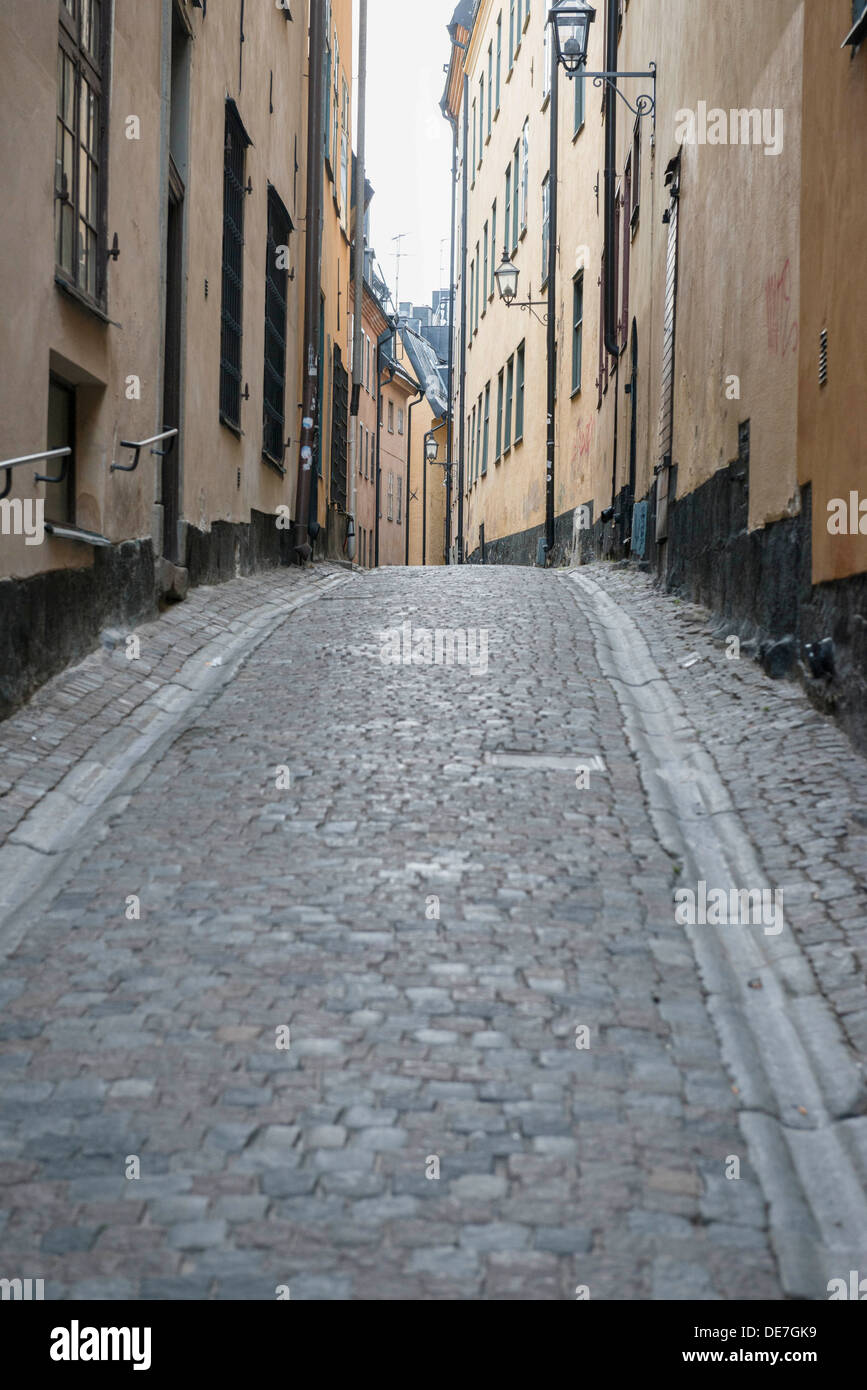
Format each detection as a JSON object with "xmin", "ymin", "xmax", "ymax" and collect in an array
[
  {"xmin": 494, "ymin": 249, "xmax": 548, "ymax": 324},
  {"xmin": 424, "ymin": 431, "xmax": 439, "ymax": 464},
  {"xmin": 549, "ymin": 1, "xmax": 656, "ymax": 121},
  {"xmin": 550, "ymin": 0, "xmax": 595, "ymax": 74}
]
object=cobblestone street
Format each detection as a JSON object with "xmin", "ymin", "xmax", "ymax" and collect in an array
[{"xmin": 1, "ymin": 563, "xmax": 865, "ymax": 1301}]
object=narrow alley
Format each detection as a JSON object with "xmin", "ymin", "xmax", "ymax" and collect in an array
[{"xmin": 1, "ymin": 564, "xmax": 864, "ymax": 1302}]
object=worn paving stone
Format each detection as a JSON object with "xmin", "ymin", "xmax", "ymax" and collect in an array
[{"xmin": 5, "ymin": 561, "xmax": 858, "ymax": 1298}]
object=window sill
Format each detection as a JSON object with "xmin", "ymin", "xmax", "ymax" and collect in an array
[
  {"xmin": 631, "ymin": 208, "xmax": 640, "ymax": 237},
  {"xmin": 520, "ymin": 225, "xmax": 528, "ymax": 242},
  {"xmin": 219, "ymin": 413, "xmax": 243, "ymax": 439},
  {"xmin": 514, "ymin": 433, "xmax": 524, "ymax": 447},
  {"xmin": 485, "ymin": 131, "xmax": 492, "ymax": 146},
  {"xmin": 55, "ymin": 275, "xmax": 112, "ymax": 325},
  {"xmin": 542, "ymin": 92, "xmax": 551, "ymax": 112},
  {"xmin": 571, "ymin": 384, "xmax": 583, "ymax": 400},
  {"xmin": 573, "ymin": 120, "xmax": 586, "ymax": 143},
  {"xmin": 262, "ymin": 452, "xmax": 287, "ymax": 476},
  {"xmin": 506, "ymin": 66, "xmax": 514, "ymax": 84}
]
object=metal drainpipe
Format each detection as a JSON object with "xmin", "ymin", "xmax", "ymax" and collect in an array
[
  {"xmin": 603, "ymin": 0, "xmax": 619, "ymax": 359},
  {"xmin": 545, "ymin": 50, "xmax": 559, "ymax": 560},
  {"xmin": 457, "ymin": 75, "xmax": 469, "ymax": 565},
  {"xmin": 348, "ymin": 0, "xmax": 368, "ymax": 564},
  {"xmin": 406, "ymin": 389, "xmax": 425, "ymax": 565},
  {"xmin": 444, "ymin": 110, "xmax": 458, "ymax": 565},
  {"xmin": 603, "ymin": 0, "xmax": 621, "ymax": 525},
  {"xmin": 293, "ymin": 0, "xmax": 326, "ymax": 562},
  {"xmin": 374, "ymin": 322, "xmax": 396, "ymax": 568}
]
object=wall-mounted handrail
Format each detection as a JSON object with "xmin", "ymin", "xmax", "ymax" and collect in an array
[
  {"xmin": 0, "ymin": 447, "xmax": 72, "ymax": 500},
  {"xmin": 111, "ymin": 428, "xmax": 178, "ymax": 474}
]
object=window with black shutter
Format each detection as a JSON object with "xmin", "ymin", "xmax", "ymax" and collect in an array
[
  {"xmin": 330, "ymin": 343, "xmax": 349, "ymax": 511},
  {"xmin": 220, "ymin": 100, "xmax": 251, "ymax": 432},
  {"xmin": 263, "ymin": 184, "xmax": 293, "ymax": 468}
]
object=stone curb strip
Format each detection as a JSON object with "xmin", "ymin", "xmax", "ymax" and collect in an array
[
  {"xmin": 564, "ymin": 569, "xmax": 867, "ymax": 1300},
  {"xmin": 0, "ymin": 570, "xmax": 351, "ymax": 960}
]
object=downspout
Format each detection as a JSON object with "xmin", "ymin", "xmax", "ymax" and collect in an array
[
  {"xmin": 293, "ymin": 0, "xmax": 326, "ymax": 562},
  {"xmin": 444, "ymin": 110, "xmax": 459, "ymax": 565},
  {"xmin": 603, "ymin": 0, "xmax": 619, "ymax": 359},
  {"xmin": 545, "ymin": 47, "xmax": 559, "ymax": 559},
  {"xmin": 457, "ymin": 74, "xmax": 469, "ymax": 564},
  {"xmin": 406, "ymin": 388, "xmax": 425, "ymax": 565},
  {"xmin": 374, "ymin": 321, "xmax": 397, "ymax": 568},
  {"xmin": 603, "ymin": 0, "xmax": 621, "ymax": 525},
  {"xmin": 348, "ymin": 0, "xmax": 368, "ymax": 564}
]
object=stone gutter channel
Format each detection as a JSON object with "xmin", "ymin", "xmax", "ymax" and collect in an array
[{"xmin": 564, "ymin": 569, "xmax": 867, "ymax": 1299}]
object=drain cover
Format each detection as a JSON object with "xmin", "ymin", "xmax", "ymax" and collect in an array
[{"xmin": 484, "ymin": 751, "xmax": 607, "ymax": 773}]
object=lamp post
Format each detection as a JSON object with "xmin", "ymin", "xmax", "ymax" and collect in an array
[
  {"xmin": 549, "ymin": 1, "xmax": 656, "ymax": 121},
  {"xmin": 424, "ymin": 429, "xmax": 457, "ymax": 566},
  {"xmin": 494, "ymin": 249, "xmax": 549, "ymax": 324}
]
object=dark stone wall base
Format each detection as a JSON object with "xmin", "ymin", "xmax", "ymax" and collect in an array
[
  {"xmin": 184, "ymin": 509, "xmax": 295, "ymax": 587},
  {"xmin": 0, "ymin": 539, "xmax": 157, "ymax": 721}
]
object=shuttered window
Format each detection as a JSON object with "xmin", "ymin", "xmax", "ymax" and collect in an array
[
  {"xmin": 263, "ymin": 186, "xmax": 292, "ymax": 467},
  {"xmin": 220, "ymin": 101, "xmax": 251, "ymax": 431}
]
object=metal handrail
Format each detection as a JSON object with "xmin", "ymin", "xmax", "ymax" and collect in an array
[
  {"xmin": 0, "ymin": 447, "xmax": 72, "ymax": 499},
  {"xmin": 111, "ymin": 428, "xmax": 178, "ymax": 474}
]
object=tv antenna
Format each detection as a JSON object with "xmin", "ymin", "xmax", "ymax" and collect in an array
[{"xmin": 391, "ymin": 232, "xmax": 410, "ymax": 313}]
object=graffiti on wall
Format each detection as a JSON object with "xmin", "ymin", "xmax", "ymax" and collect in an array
[{"xmin": 765, "ymin": 258, "xmax": 799, "ymax": 358}]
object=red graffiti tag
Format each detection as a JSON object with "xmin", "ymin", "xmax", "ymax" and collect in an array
[{"xmin": 765, "ymin": 258, "xmax": 799, "ymax": 358}]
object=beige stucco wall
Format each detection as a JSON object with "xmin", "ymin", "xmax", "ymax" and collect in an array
[
  {"xmin": 0, "ymin": 0, "xmax": 165, "ymax": 581},
  {"xmin": 798, "ymin": 0, "xmax": 867, "ymax": 587},
  {"xmin": 451, "ymin": 0, "xmax": 806, "ymax": 556},
  {"xmin": 379, "ymin": 372, "xmax": 416, "ymax": 567},
  {"xmin": 180, "ymin": 0, "xmax": 307, "ymax": 540}
]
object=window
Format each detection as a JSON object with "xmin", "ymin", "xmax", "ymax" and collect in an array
[
  {"xmin": 469, "ymin": 407, "xmax": 476, "ymax": 488},
  {"xmin": 631, "ymin": 117, "xmax": 641, "ymax": 227},
  {"xmin": 482, "ymin": 383, "xmax": 491, "ymax": 476},
  {"xmin": 323, "ymin": 31, "xmax": 332, "ymax": 164},
  {"xmin": 56, "ymin": 0, "xmax": 111, "ymax": 306},
  {"xmin": 472, "ymin": 100, "xmax": 477, "ymax": 178},
  {"xmin": 397, "ymin": 475, "xmax": 402, "ymax": 524},
  {"xmin": 263, "ymin": 185, "xmax": 293, "ymax": 465},
  {"xmin": 504, "ymin": 165, "xmax": 512, "ymax": 259},
  {"xmin": 541, "ymin": 172, "xmax": 550, "ymax": 285},
  {"xmin": 340, "ymin": 77, "xmax": 350, "ymax": 220},
  {"xmin": 597, "ymin": 251, "xmax": 608, "ymax": 404},
  {"xmin": 572, "ymin": 272, "xmax": 584, "ymax": 394},
  {"xmin": 387, "ymin": 471, "xmax": 394, "ymax": 521},
  {"xmin": 487, "ymin": 44, "xmax": 493, "ymax": 137},
  {"xmin": 504, "ymin": 355, "xmax": 514, "ymax": 451},
  {"xmin": 496, "ymin": 14, "xmax": 502, "ymax": 110},
  {"xmin": 515, "ymin": 342, "xmax": 525, "ymax": 442},
  {"xmin": 482, "ymin": 224, "xmax": 489, "ymax": 316},
  {"xmin": 512, "ymin": 144, "xmax": 520, "ymax": 248},
  {"xmin": 475, "ymin": 242, "xmax": 481, "ymax": 332},
  {"xmin": 398, "ymin": 407, "xmax": 404, "ymax": 435},
  {"xmin": 331, "ymin": 34, "xmax": 340, "ymax": 179},
  {"xmin": 574, "ymin": 71, "xmax": 586, "ymax": 133},
  {"xmin": 509, "ymin": 0, "xmax": 515, "ymax": 66},
  {"xmin": 490, "ymin": 201, "xmax": 497, "ymax": 295},
  {"xmin": 476, "ymin": 397, "xmax": 483, "ymax": 482},
  {"xmin": 359, "ymin": 424, "xmax": 364, "ymax": 475},
  {"xmin": 469, "ymin": 260, "xmax": 475, "ymax": 345},
  {"xmin": 46, "ymin": 375, "xmax": 76, "ymax": 525},
  {"xmin": 621, "ymin": 160, "xmax": 632, "ymax": 345},
  {"xmin": 520, "ymin": 120, "xmax": 529, "ymax": 234},
  {"xmin": 388, "ymin": 399, "xmax": 394, "ymax": 433},
  {"xmin": 495, "ymin": 370, "xmax": 504, "ymax": 460},
  {"xmin": 479, "ymin": 78, "xmax": 484, "ymax": 165},
  {"xmin": 220, "ymin": 100, "xmax": 251, "ymax": 432}
]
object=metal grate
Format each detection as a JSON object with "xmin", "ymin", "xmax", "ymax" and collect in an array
[
  {"xmin": 263, "ymin": 185, "xmax": 292, "ymax": 466},
  {"xmin": 220, "ymin": 101, "xmax": 250, "ymax": 432}
]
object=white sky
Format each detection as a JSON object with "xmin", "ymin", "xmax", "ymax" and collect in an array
[{"xmin": 354, "ymin": 0, "xmax": 456, "ymax": 311}]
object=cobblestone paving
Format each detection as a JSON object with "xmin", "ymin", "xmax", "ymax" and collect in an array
[{"xmin": 1, "ymin": 560, "xmax": 862, "ymax": 1300}]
